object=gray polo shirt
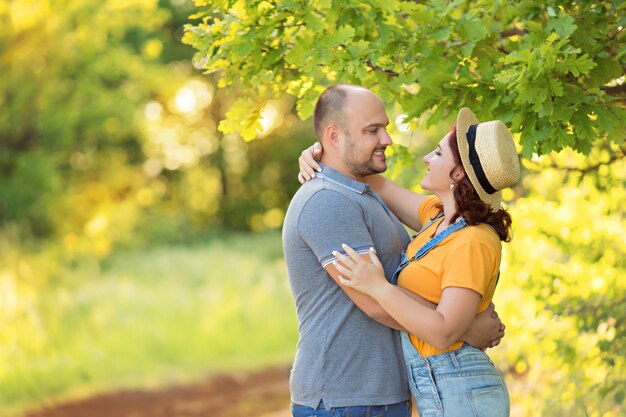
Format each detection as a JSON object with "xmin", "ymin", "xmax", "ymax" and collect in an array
[{"xmin": 282, "ymin": 164, "xmax": 411, "ymax": 409}]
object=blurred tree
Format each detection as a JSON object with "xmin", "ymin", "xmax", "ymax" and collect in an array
[
  {"xmin": 0, "ymin": 0, "xmax": 183, "ymax": 240},
  {"xmin": 491, "ymin": 144, "xmax": 626, "ymax": 416},
  {"xmin": 184, "ymin": 0, "xmax": 625, "ymax": 156},
  {"xmin": 0, "ymin": 0, "xmax": 309, "ymax": 250}
]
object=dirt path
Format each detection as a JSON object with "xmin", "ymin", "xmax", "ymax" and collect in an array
[{"xmin": 25, "ymin": 366, "xmax": 292, "ymax": 417}]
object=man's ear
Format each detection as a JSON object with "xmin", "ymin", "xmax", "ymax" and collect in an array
[{"xmin": 324, "ymin": 124, "xmax": 341, "ymax": 147}]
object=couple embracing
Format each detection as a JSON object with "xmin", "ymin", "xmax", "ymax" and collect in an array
[{"xmin": 283, "ymin": 84, "xmax": 520, "ymax": 417}]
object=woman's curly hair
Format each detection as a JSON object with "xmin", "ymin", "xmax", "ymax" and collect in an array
[{"xmin": 439, "ymin": 126, "xmax": 513, "ymax": 242}]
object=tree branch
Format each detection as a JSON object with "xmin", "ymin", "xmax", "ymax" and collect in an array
[
  {"xmin": 334, "ymin": 44, "xmax": 401, "ymax": 77},
  {"xmin": 560, "ymin": 297, "xmax": 626, "ymax": 317},
  {"xmin": 526, "ymin": 145, "xmax": 626, "ymax": 175},
  {"xmin": 498, "ymin": 27, "xmax": 528, "ymax": 53},
  {"xmin": 500, "ymin": 27, "xmax": 528, "ymax": 38},
  {"xmin": 562, "ymin": 146, "xmax": 626, "ymax": 174},
  {"xmin": 601, "ymin": 83, "xmax": 626, "ymax": 97},
  {"xmin": 366, "ymin": 59, "xmax": 400, "ymax": 77}
]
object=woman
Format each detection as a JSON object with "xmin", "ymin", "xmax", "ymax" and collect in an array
[{"xmin": 298, "ymin": 108, "xmax": 519, "ymax": 416}]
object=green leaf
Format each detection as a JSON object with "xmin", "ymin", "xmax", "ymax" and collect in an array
[
  {"xmin": 219, "ymin": 97, "xmax": 264, "ymax": 141},
  {"xmin": 316, "ymin": 0, "xmax": 333, "ymax": 9},
  {"xmin": 332, "ymin": 25, "xmax": 356, "ymax": 46},
  {"xmin": 432, "ymin": 26, "xmax": 452, "ymax": 41},
  {"xmin": 296, "ymin": 87, "xmax": 324, "ymax": 120},
  {"xmin": 571, "ymin": 112, "xmax": 595, "ymax": 142},
  {"xmin": 285, "ymin": 35, "xmax": 313, "ymax": 66},
  {"xmin": 306, "ymin": 12, "xmax": 324, "ymax": 32},
  {"xmin": 585, "ymin": 57, "xmax": 623, "ymax": 88},
  {"xmin": 456, "ymin": 18, "xmax": 488, "ymax": 43},
  {"xmin": 233, "ymin": 38, "xmax": 256, "ymax": 56},
  {"xmin": 546, "ymin": 14, "xmax": 577, "ymax": 38},
  {"xmin": 185, "ymin": 0, "xmax": 626, "ymax": 158},
  {"xmin": 556, "ymin": 54, "xmax": 596, "ymax": 77},
  {"xmin": 348, "ymin": 39, "xmax": 370, "ymax": 57},
  {"xmin": 549, "ymin": 79, "xmax": 564, "ymax": 97}
]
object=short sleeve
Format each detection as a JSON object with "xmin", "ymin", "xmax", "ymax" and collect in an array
[
  {"xmin": 417, "ymin": 195, "xmax": 442, "ymax": 227},
  {"xmin": 298, "ymin": 190, "xmax": 374, "ymax": 268},
  {"xmin": 441, "ymin": 240, "xmax": 498, "ymax": 296}
]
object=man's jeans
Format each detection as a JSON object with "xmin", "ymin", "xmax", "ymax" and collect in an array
[
  {"xmin": 291, "ymin": 400, "xmax": 411, "ymax": 417},
  {"xmin": 401, "ymin": 332, "xmax": 509, "ymax": 417}
]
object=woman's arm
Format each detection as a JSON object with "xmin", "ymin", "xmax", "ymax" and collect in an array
[
  {"xmin": 335, "ymin": 245, "xmax": 483, "ymax": 350},
  {"xmin": 325, "ymin": 258, "xmax": 437, "ymax": 331},
  {"xmin": 379, "ymin": 285, "xmax": 481, "ymax": 350},
  {"xmin": 364, "ymin": 175, "xmax": 428, "ymax": 232},
  {"xmin": 298, "ymin": 142, "xmax": 427, "ymax": 231},
  {"xmin": 330, "ymin": 255, "xmax": 503, "ymax": 349}
]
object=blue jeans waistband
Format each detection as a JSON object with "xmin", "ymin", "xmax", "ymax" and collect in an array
[
  {"xmin": 291, "ymin": 400, "xmax": 411, "ymax": 417},
  {"xmin": 400, "ymin": 331, "xmax": 495, "ymax": 370}
]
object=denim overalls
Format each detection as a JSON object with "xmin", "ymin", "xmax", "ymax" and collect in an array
[{"xmin": 390, "ymin": 215, "xmax": 510, "ymax": 417}]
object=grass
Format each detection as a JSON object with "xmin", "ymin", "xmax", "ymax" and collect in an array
[{"xmin": 0, "ymin": 231, "xmax": 297, "ymax": 416}]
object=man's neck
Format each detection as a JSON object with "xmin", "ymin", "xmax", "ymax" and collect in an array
[{"xmin": 319, "ymin": 157, "xmax": 365, "ymax": 183}]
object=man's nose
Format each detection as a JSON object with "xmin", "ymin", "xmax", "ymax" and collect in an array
[{"xmin": 380, "ymin": 131, "xmax": 392, "ymax": 146}]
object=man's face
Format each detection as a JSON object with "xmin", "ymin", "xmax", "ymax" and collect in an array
[{"xmin": 340, "ymin": 90, "xmax": 392, "ymax": 178}]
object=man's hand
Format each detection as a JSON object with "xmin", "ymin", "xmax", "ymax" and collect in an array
[{"xmin": 462, "ymin": 303, "xmax": 505, "ymax": 351}]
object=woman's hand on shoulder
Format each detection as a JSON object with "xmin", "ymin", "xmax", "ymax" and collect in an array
[{"xmin": 298, "ymin": 142, "xmax": 323, "ymax": 184}]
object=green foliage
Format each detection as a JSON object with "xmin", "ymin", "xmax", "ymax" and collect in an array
[
  {"xmin": 0, "ymin": 231, "xmax": 296, "ymax": 416},
  {"xmin": 489, "ymin": 144, "xmax": 626, "ymax": 416},
  {"xmin": 1, "ymin": 0, "xmax": 308, "ymax": 249},
  {"xmin": 184, "ymin": 0, "xmax": 626, "ymax": 156},
  {"xmin": 221, "ymin": 122, "xmax": 317, "ymax": 231},
  {"xmin": 0, "ymin": 0, "xmax": 187, "ymax": 241}
]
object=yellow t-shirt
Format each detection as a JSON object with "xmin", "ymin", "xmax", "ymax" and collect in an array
[{"xmin": 397, "ymin": 195, "xmax": 501, "ymax": 357}]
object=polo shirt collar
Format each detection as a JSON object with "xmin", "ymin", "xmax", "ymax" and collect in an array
[{"xmin": 317, "ymin": 163, "xmax": 369, "ymax": 194}]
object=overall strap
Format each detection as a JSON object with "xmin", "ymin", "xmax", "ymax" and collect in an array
[
  {"xmin": 413, "ymin": 213, "xmax": 444, "ymax": 237},
  {"xmin": 407, "ymin": 214, "xmax": 503, "ymax": 291},
  {"xmin": 409, "ymin": 217, "xmax": 468, "ymax": 262}
]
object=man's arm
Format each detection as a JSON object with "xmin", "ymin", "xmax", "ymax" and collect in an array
[{"xmin": 325, "ymin": 257, "xmax": 436, "ymax": 330}]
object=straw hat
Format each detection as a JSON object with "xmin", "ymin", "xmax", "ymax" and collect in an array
[{"xmin": 456, "ymin": 108, "xmax": 520, "ymax": 212}]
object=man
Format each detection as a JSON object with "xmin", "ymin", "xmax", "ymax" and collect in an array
[{"xmin": 282, "ymin": 84, "xmax": 501, "ymax": 417}]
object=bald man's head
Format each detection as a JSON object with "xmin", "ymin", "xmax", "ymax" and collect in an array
[
  {"xmin": 312, "ymin": 85, "xmax": 392, "ymax": 179},
  {"xmin": 313, "ymin": 84, "xmax": 370, "ymax": 141}
]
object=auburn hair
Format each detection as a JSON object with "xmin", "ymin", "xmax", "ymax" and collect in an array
[{"xmin": 439, "ymin": 126, "xmax": 513, "ymax": 242}]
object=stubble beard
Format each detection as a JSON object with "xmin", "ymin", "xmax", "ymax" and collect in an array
[{"xmin": 344, "ymin": 135, "xmax": 387, "ymax": 177}]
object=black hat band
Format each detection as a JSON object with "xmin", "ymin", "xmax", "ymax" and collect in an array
[{"xmin": 467, "ymin": 124, "xmax": 497, "ymax": 195}]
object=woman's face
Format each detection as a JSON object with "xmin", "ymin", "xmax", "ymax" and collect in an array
[{"xmin": 420, "ymin": 132, "xmax": 462, "ymax": 194}]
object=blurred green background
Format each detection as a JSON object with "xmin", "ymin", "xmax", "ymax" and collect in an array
[
  {"xmin": 1, "ymin": 1, "xmax": 624, "ymax": 417},
  {"xmin": 1, "ymin": 0, "xmax": 307, "ymax": 415}
]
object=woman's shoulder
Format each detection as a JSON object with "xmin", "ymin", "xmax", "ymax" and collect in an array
[
  {"xmin": 453, "ymin": 223, "xmax": 501, "ymax": 251},
  {"xmin": 418, "ymin": 195, "xmax": 442, "ymax": 223}
]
